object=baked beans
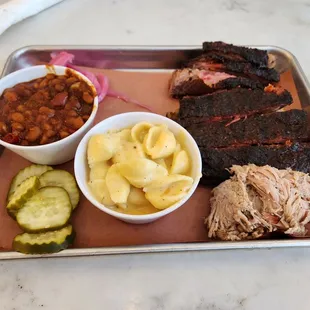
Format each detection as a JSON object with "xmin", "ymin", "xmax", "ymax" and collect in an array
[{"xmin": 0, "ymin": 71, "xmax": 95, "ymax": 146}]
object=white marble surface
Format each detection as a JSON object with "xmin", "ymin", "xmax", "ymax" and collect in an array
[
  {"xmin": 1, "ymin": 248, "xmax": 310, "ymax": 310},
  {"xmin": 1, "ymin": 0, "xmax": 310, "ymax": 309}
]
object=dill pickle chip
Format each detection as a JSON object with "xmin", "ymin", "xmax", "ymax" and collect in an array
[
  {"xmin": 39, "ymin": 170, "xmax": 80, "ymax": 209},
  {"xmin": 7, "ymin": 164, "xmax": 52, "ymax": 202},
  {"xmin": 13, "ymin": 225, "xmax": 75, "ymax": 255},
  {"xmin": 6, "ymin": 176, "xmax": 40, "ymax": 218},
  {"xmin": 16, "ymin": 187, "xmax": 72, "ymax": 233}
]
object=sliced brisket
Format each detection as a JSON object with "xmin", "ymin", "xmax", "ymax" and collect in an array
[
  {"xmin": 202, "ymin": 41, "xmax": 269, "ymax": 67},
  {"xmin": 185, "ymin": 110, "xmax": 309, "ymax": 148},
  {"xmin": 187, "ymin": 55, "xmax": 280, "ymax": 84},
  {"xmin": 176, "ymin": 87, "xmax": 292, "ymax": 125},
  {"xmin": 201, "ymin": 143, "xmax": 310, "ymax": 185},
  {"xmin": 170, "ymin": 68, "xmax": 264, "ymax": 98}
]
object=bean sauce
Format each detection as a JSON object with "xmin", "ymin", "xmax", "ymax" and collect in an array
[{"xmin": 0, "ymin": 71, "xmax": 95, "ymax": 146}]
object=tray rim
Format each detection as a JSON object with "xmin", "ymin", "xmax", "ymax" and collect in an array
[
  {"xmin": 2, "ymin": 239, "xmax": 310, "ymax": 260},
  {"xmin": 1, "ymin": 44, "xmax": 310, "ymax": 260},
  {"xmin": 1, "ymin": 44, "xmax": 308, "ymax": 75}
]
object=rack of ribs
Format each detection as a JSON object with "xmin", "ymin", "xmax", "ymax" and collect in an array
[{"xmin": 167, "ymin": 41, "xmax": 308, "ymax": 184}]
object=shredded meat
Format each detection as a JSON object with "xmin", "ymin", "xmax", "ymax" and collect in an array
[{"xmin": 206, "ymin": 164, "xmax": 310, "ymax": 240}]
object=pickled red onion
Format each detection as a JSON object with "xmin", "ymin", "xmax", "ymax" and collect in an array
[
  {"xmin": 96, "ymin": 74, "xmax": 109, "ymax": 102},
  {"xmin": 49, "ymin": 51, "xmax": 75, "ymax": 65},
  {"xmin": 107, "ymin": 90, "xmax": 152, "ymax": 112}
]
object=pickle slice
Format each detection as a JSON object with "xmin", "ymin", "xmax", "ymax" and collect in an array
[
  {"xmin": 6, "ymin": 176, "xmax": 40, "ymax": 217},
  {"xmin": 8, "ymin": 164, "xmax": 52, "ymax": 201},
  {"xmin": 39, "ymin": 170, "xmax": 80, "ymax": 209},
  {"xmin": 13, "ymin": 225, "xmax": 75, "ymax": 254},
  {"xmin": 16, "ymin": 187, "xmax": 72, "ymax": 233}
]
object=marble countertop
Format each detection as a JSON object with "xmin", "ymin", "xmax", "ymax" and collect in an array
[{"xmin": 1, "ymin": 0, "xmax": 310, "ymax": 309}]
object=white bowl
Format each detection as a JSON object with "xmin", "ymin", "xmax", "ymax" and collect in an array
[
  {"xmin": 0, "ymin": 65, "xmax": 98, "ymax": 165},
  {"xmin": 74, "ymin": 112, "xmax": 202, "ymax": 224}
]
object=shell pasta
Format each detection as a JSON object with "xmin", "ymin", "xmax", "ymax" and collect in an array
[
  {"xmin": 144, "ymin": 125, "xmax": 176, "ymax": 159},
  {"xmin": 87, "ymin": 122, "xmax": 193, "ymax": 215}
]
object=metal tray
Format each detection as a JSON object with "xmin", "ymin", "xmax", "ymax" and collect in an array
[{"xmin": 1, "ymin": 45, "xmax": 310, "ymax": 260}]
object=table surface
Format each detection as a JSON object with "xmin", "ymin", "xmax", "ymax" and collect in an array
[{"xmin": 1, "ymin": 0, "xmax": 310, "ymax": 309}]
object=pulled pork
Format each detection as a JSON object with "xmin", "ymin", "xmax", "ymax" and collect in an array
[{"xmin": 206, "ymin": 164, "xmax": 310, "ymax": 240}]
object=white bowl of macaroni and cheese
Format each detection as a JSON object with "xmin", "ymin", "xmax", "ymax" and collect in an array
[{"xmin": 74, "ymin": 112, "xmax": 202, "ymax": 224}]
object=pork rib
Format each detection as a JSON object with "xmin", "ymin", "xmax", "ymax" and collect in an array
[
  {"xmin": 174, "ymin": 87, "xmax": 292, "ymax": 126},
  {"xmin": 200, "ymin": 142, "xmax": 310, "ymax": 185},
  {"xmin": 185, "ymin": 110, "xmax": 309, "ymax": 148},
  {"xmin": 202, "ymin": 41, "xmax": 269, "ymax": 67},
  {"xmin": 169, "ymin": 68, "xmax": 264, "ymax": 98},
  {"xmin": 187, "ymin": 55, "xmax": 280, "ymax": 84}
]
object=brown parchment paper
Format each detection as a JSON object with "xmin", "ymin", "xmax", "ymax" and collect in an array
[{"xmin": 0, "ymin": 69, "xmax": 302, "ymax": 251}]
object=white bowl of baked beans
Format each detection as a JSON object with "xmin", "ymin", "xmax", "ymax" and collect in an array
[{"xmin": 0, "ymin": 65, "xmax": 98, "ymax": 165}]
